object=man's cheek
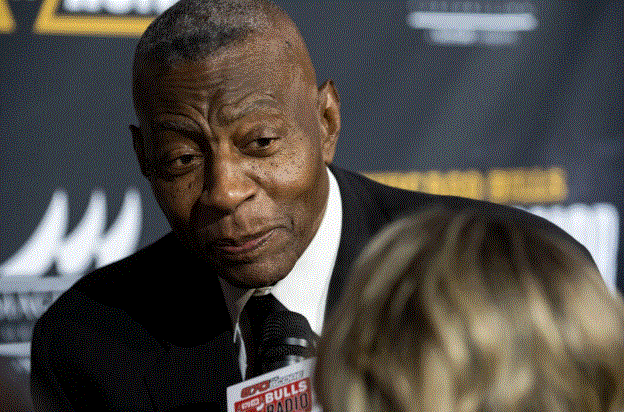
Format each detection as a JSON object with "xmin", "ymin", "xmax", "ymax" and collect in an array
[
  {"xmin": 274, "ymin": 166, "xmax": 318, "ymax": 198},
  {"xmin": 152, "ymin": 181, "xmax": 192, "ymax": 221}
]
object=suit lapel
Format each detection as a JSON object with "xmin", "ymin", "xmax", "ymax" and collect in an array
[{"xmin": 325, "ymin": 165, "xmax": 389, "ymax": 318}]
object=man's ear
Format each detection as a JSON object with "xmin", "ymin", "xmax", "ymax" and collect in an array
[
  {"xmin": 130, "ymin": 125, "xmax": 152, "ymax": 177},
  {"xmin": 317, "ymin": 80, "xmax": 340, "ymax": 164}
]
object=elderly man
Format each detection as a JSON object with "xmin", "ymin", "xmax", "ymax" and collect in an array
[{"xmin": 30, "ymin": 0, "xmax": 592, "ymax": 411}]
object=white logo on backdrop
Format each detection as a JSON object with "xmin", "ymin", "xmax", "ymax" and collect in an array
[
  {"xmin": 406, "ymin": 1, "xmax": 538, "ymax": 46},
  {"xmin": 0, "ymin": 188, "xmax": 142, "ymax": 278},
  {"xmin": 62, "ymin": 0, "xmax": 177, "ymax": 15}
]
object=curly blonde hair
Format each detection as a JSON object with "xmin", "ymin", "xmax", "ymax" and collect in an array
[{"xmin": 315, "ymin": 208, "xmax": 624, "ymax": 412}]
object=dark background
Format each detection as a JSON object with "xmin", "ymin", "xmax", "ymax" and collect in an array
[{"xmin": 1, "ymin": 1, "xmax": 622, "ymax": 408}]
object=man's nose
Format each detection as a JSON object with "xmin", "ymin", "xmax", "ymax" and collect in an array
[{"xmin": 201, "ymin": 155, "xmax": 256, "ymax": 213}]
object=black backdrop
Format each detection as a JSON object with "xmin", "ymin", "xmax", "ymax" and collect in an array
[{"xmin": 1, "ymin": 0, "xmax": 622, "ymax": 406}]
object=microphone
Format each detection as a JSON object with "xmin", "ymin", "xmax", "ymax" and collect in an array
[
  {"xmin": 257, "ymin": 311, "xmax": 317, "ymax": 375},
  {"xmin": 227, "ymin": 312, "xmax": 320, "ymax": 412}
]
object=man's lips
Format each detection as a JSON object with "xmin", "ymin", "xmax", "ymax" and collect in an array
[{"xmin": 211, "ymin": 229, "xmax": 276, "ymax": 255}]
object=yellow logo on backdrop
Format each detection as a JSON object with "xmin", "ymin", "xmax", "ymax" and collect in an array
[
  {"xmin": 363, "ymin": 167, "xmax": 568, "ymax": 205},
  {"xmin": 33, "ymin": 0, "xmax": 176, "ymax": 36},
  {"xmin": 0, "ymin": 0, "xmax": 16, "ymax": 33}
]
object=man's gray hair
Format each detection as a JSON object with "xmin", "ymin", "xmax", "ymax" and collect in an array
[{"xmin": 135, "ymin": 0, "xmax": 281, "ymax": 65}]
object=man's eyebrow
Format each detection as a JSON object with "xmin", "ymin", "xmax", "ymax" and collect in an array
[{"xmin": 154, "ymin": 119, "xmax": 202, "ymax": 134}]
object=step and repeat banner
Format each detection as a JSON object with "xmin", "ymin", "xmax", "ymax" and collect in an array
[{"xmin": 1, "ymin": 0, "xmax": 622, "ymax": 406}]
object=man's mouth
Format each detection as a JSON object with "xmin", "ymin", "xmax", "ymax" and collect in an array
[{"xmin": 211, "ymin": 229, "xmax": 276, "ymax": 256}]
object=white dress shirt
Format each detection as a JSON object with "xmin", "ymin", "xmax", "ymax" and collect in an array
[{"xmin": 219, "ymin": 167, "xmax": 342, "ymax": 378}]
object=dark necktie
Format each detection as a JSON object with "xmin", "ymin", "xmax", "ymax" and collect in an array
[{"xmin": 243, "ymin": 292, "xmax": 287, "ymax": 377}]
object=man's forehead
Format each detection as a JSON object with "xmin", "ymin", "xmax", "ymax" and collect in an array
[
  {"xmin": 217, "ymin": 93, "xmax": 280, "ymax": 122},
  {"xmin": 132, "ymin": 27, "xmax": 318, "ymax": 128},
  {"xmin": 211, "ymin": 33, "xmax": 300, "ymax": 74},
  {"xmin": 140, "ymin": 31, "xmax": 298, "ymax": 79},
  {"xmin": 137, "ymin": 35, "xmax": 309, "ymax": 103}
]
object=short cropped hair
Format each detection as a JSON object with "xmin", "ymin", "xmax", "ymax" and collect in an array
[
  {"xmin": 315, "ymin": 208, "xmax": 624, "ymax": 412},
  {"xmin": 135, "ymin": 0, "xmax": 282, "ymax": 66}
]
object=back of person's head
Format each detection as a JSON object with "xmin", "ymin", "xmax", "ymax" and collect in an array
[{"xmin": 315, "ymin": 207, "xmax": 624, "ymax": 412}]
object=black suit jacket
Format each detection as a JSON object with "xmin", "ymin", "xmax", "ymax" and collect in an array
[{"xmin": 30, "ymin": 166, "xmax": 590, "ymax": 411}]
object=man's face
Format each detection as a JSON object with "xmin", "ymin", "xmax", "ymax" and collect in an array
[{"xmin": 133, "ymin": 32, "xmax": 338, "ymax": 288}]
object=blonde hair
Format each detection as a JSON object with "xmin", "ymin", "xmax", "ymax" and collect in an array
[{"xmin": 315, "ymin": 208, "xmax": 624, "ymax": 412}]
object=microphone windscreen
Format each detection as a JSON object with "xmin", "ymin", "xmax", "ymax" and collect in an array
[{"xmin": 258, "ymin": 311, "xmax": 316, "ymax": 374}]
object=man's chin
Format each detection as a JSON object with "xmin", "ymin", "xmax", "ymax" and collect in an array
[{"xmin": 216, "ymin": 261, "xmax": 292, "ymax": 289}]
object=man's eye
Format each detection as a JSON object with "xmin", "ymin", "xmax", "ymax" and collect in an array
[
  {"xmin": 247, "ymin": 137, "xmax": 278, "ymax": 153},
  {"xmin": 173, "ymin": 154, "xmax": 197, "ymax": 166},
  {"xmin": 161, "ymin": 153, "xmax": 203, "ymax": 175}
]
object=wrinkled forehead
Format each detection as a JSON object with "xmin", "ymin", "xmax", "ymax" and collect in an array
[{"xmin": 133, "ymin": 28, "xmax": 316, "ymax": 108}]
